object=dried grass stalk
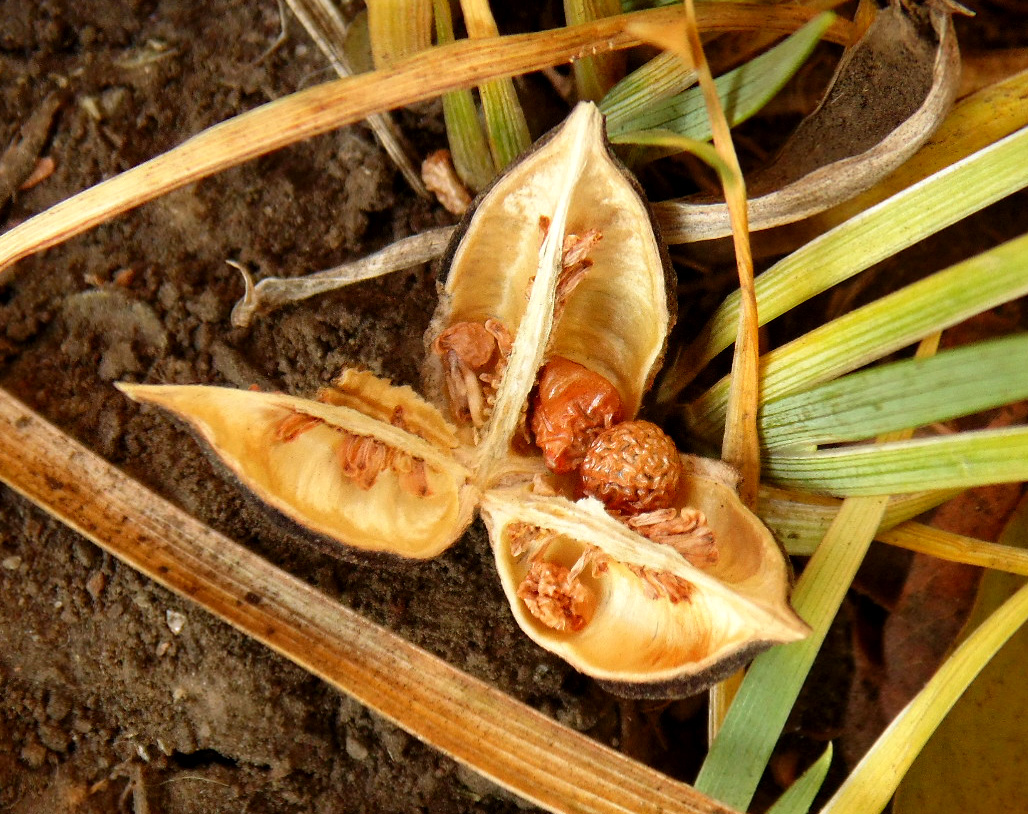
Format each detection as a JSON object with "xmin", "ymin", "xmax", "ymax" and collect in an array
[{"xmin": 0, "ymin": 4, "xmax": 853, "ymax": 284}]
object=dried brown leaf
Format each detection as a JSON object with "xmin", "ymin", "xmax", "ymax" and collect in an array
[{"xmin": 654, "ymin": 1, "xmax": 962, "ymax": 242}]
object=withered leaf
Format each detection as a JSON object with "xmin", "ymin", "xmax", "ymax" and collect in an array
[{"xmin": 654, "ymin": 1, "xmax": 962, "ymax": 243}]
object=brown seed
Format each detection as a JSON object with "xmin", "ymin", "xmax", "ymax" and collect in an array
[
  {"xmin": 579, "ymin": 420, "xmax": 683, "ymax": 514},
  {"xmin": 530, "ymin": 357, "xmax": 623, "ymax": 474}
]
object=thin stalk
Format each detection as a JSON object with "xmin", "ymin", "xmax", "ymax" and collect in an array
[{"xmin": 681, "ymin": 0, "xmax": 761, "ymax": 506}]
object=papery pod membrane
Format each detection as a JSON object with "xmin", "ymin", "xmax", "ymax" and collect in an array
[
  {"xmin": 423, "ymin": 102, "xmax": 675, "ymax": 481},
  {"xmin": 117, "ymin": 382, "xmax": 475, "ymax": 559},
  {"xmin": 323, "ymin": 368, "xmax": 460, "ymax": 451},
  {"xmin": 480, "ymin": 457, "xmax": 809, "ymax": 698}
]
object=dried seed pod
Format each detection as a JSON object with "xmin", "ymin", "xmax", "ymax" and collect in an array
[
  {"xmin": 482, "ymin": 456, "xmax": 809, "ymax": 698},
  {"xmin": 117, "ymin": 382, "xmax": 475, "ymax": 560},
  {"xmin": 116, "ymin": 103, "xmax": 806, "ymax": 694}
]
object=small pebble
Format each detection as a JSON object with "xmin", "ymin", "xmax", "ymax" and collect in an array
[
  {"xmin": 166, "ymin": 609, "xmax": 187, "ymax": 635},
  {"xmin": 345, "ymin": 733, "xmax": 369, "ymax": 761},
  {"xmin": 85, "ymin": 571, "xmax": 107, "ymax": 600},
  {"xmin": 2, "ymin": 556, "xmax": 22, "ymax": 570}
]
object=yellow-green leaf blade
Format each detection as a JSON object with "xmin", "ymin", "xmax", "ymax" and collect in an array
[
  {"xmin": 460, "ymin": 0, "xmax": 532, "ymax": 170},
  {"xmin": 607, "ymin": 13, "xmax": 833, "ymax": 143},
  {"xmin": 878, "ymin": 522, "xmax": 1028, "ymax": 577},
  {"xmin": 821, "ymin": 496, "xmax": 1028, "ymax": 814},
  {"xmin": 434, "ymin": 0, "xmax": 496, "ymax": 190},
  {"xmin": 892, "ymin": 497, "xmax": 1028, "ymax": 812},
  {"xmin": 565, "ymin": 0, "xmax": 626, "ymax": 102},
  {"xmin": 764, "ymin": 427, "xmax": 1028, "ymax": 497},
  {"xmin": 661, "ymin": 124, "xmax": 1028, "ymax": 403},
  {"xmin": 600, "ymin": 52, "xmax": 695, "ymax": 130},
  {"xmin": 759, "ymin": 486, "xmax": 958, "ymax": 557},
  {"xmin": 759, "ymin": 334, "xmax": 1028, "ymax": 450},
  {"xmin": 689, "ymin": 230, "xmax": 1028, "ymax": 441}
]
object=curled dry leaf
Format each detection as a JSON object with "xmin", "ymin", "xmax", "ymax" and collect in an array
[
  {"xmin": 653, "ymin": 0, "xmax": 962, "ymax": 243},
  {"xmin": 119, "ymin": 103, "xmax": 807, "ymax": 694}
]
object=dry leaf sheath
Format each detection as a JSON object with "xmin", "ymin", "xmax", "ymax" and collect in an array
[
  {"xmin": 120, "ymin": 104, "xmax": 807, "ymax": 696},
  {"xmin": 654, "ymin": 2, "xmax": 961, "ymax": 243}
]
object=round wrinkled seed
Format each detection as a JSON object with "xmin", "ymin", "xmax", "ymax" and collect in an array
[{"xmin": 579, "ymin": 420, "xmax": 683, "ymax": 514}]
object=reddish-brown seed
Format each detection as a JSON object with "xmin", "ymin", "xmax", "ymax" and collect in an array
[
  {"xmin": 530, "ymin": 357, "xmax": 623, "ymax": 474},
  {"xmin": 578, "ymin": 420, "xmax": 683, "ymax": 514}
]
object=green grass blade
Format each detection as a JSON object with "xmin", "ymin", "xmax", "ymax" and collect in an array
[
  {"xmin": 600, "ymin": 52, "xmax": 696, "ymax": 131},
  {"xmin": 479, "ymin": 80, "xmax": 531, "ymax": 170},
  {"xmin": 765, "ymin": 427, "xmax": 1028, "ymax": 497},
  {"xmin": 759, "ymin": 334, "xmax": 1028, "ymax": 450},
  {"xmin": 890, "ymin": 496, "xmax": 1028, "ymax": 812},
  {"xmin": 565, "ymin": 0, "xmax": 626, "ymax": 102},
  {"xmin": 659, "ymin": 125, "xmax": 1028, "ymax": 404},
  {"xmin": 767, "ymin": 744, "xmax": 833, "ymax": 814},
  {"xmin": 606, "ymin": 13, "xmax": 832, "ymax": 142},
  {"xmin": 433, "ymin": 0, "xmax": 496, "ymax": 190},
  {"xmin": 612, "ymin": 130, "xmax": 732, "ymax": 178},
  {"xmin": 459, "ymin": 0, "xmax": 532, "ymax": 171},
  {"xmin": 695, "ymin": 495, "xmax": 890, "ymax": 810},
  {"xmin": 819, "ymin": 560, "xmax": 1028, "ymax": 814},
  {"xmin": 688, "ymin": 230, "xmax": 1028, "ymax": 441}
]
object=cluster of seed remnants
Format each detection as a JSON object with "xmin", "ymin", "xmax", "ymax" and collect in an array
[
  {"xmin": 508, "ymin": 518, "xmax": 698, "ymax": 633},
  {"xmin": 509, "ymin": 522, "xmax": 604, "ymax": 632},
  {"xmin": 625, "ymin": 508, "xmax": 717, "ymax": 569},
  {"xmin": 625, "ymin": 564, "xmax": 695, "ymax": 604},
  {"xmin": 432, "ymin": 317, "xmax": 513, "ymax": 428},
  {"xmin": 274, "ymin": 408, "xmax": 432, "ymax": 497},
  {"xmin": 553, "ymin": 225, "xmax": 602, "ymax": 323}
]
